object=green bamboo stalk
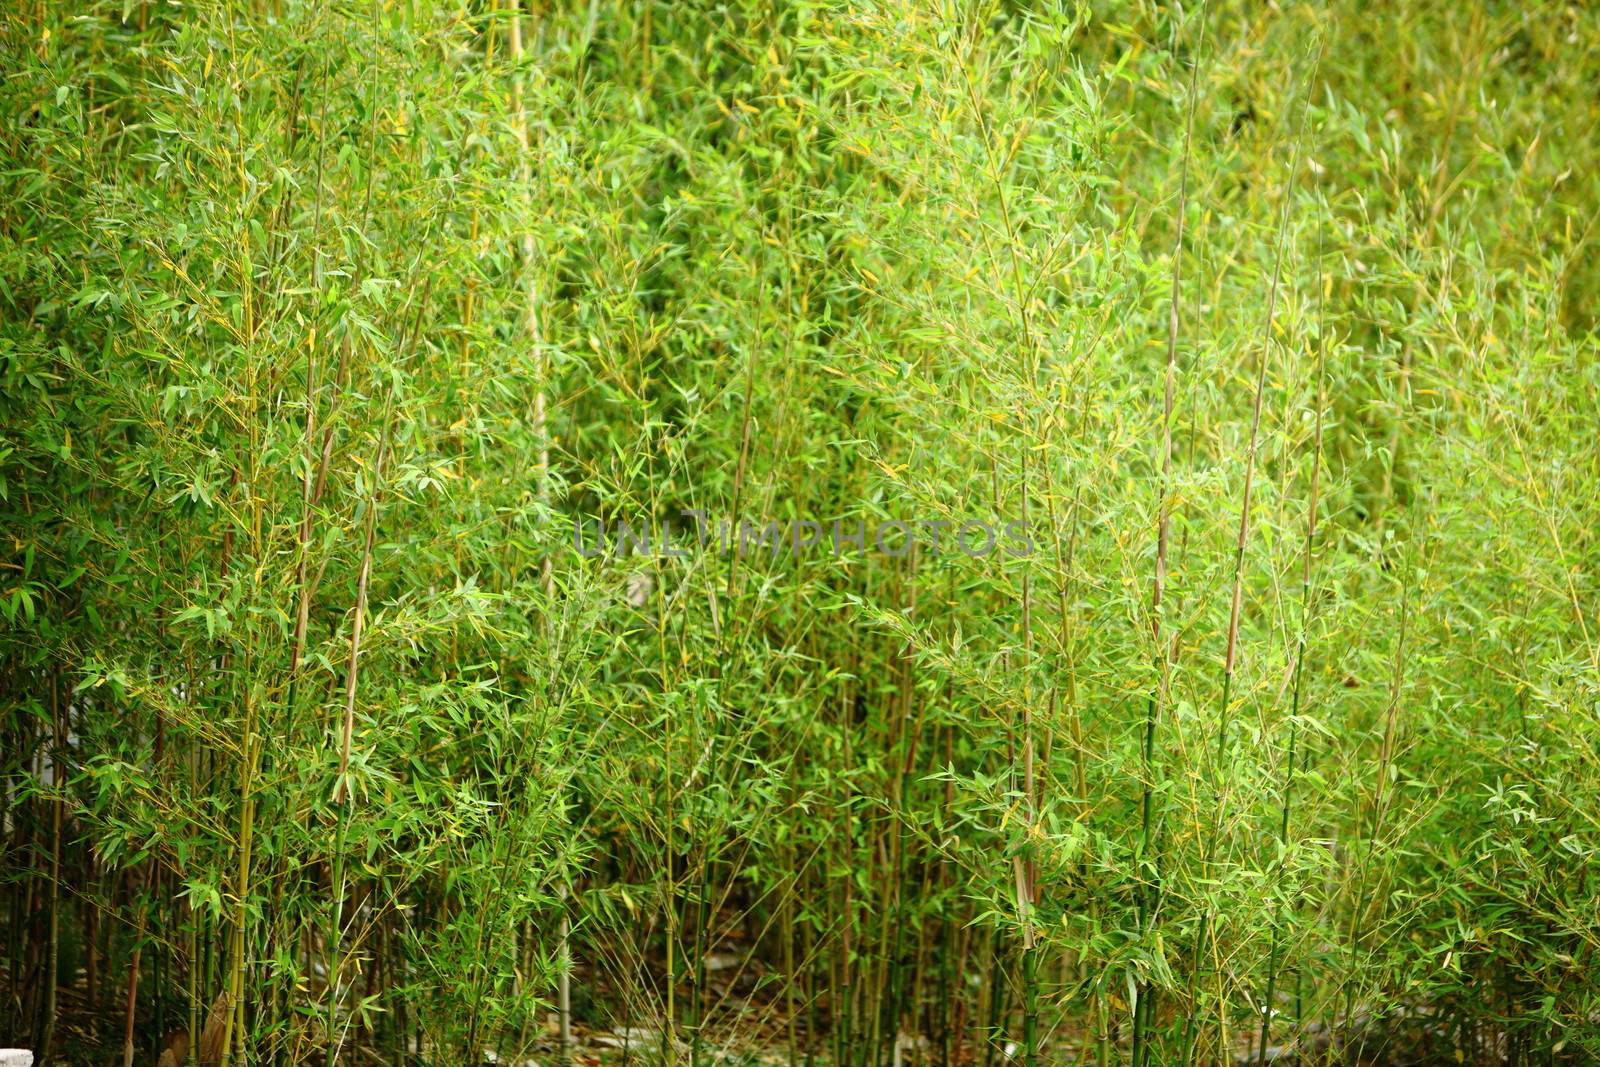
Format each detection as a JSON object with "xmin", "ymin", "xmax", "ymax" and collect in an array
[
  {"xmin": 325, "ymin": 361, "xmax": 402, "ymax": 1067},
  {"xmin": 36, "ymin": 667, "xmax": 62, "ymax": 1060},
  {"xmin": 1256, "ymin": 223, "xmax": 1329, "ymax": 1066},
  {"xmin": 1132, "ymin": 9, "xmax": 1206, "ymax": 1066},
  {"xmin": 1182, "ymin": 37, "xmax": 1319, "ymax": 1066}
]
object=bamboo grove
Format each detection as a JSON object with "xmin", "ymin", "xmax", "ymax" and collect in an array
[{"xmin": 3, "ymin": 0, "xmax": 1599, "ymax": 1064}]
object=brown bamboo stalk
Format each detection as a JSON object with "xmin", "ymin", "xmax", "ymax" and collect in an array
[{"xmin": 120, "ymin": 862, "xmax": 156, "ymax": 1067}]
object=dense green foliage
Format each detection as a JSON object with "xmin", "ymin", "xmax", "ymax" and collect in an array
[{"xmin": 3, "ymin": 1, "xmax": 1599, "ymax": 1064}]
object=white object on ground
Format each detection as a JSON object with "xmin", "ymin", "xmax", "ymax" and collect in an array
[{"xmin": 0, "ymin": 1051, "xmax": 34, "ymax": 1067}]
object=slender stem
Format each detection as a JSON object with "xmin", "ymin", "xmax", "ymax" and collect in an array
[
  {"xmin": 1134, "ymin": 8, "xmax": 1206, "ymax": 1064},
  {"xmin": 1256, "ymin": 222, "xmax": 1329, "ymax": 1067},
  {"xmin": 1186, "ymin": 35, "xmax": 1321, "ymax": 1065}
]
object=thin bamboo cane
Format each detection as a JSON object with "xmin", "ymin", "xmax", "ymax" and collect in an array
[
  {"xmin": 1132, "ymin": 8, "xmax": 1206, "ymax": 1064},
  {"xmin": 505, "ymin": 8, "xmax": 571, "ymax": 1060},
  {"xmin": 1182, "ymin": 36, "xmax": 1320, "ymax": 1066},
  {"xmin": 1256, "ymin": 222, "xmax": 1329, "ymax": 1066}
]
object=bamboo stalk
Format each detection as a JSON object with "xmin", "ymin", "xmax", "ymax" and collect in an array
[
  {"xmin": 1255, "ymin": 222, "xmax": 1329, "ymax": 1067},
  {"xmin": 1183, "ymin": 37, "xmax": 1318, "ymax": 1065},
  {"xmin": 327, "ymin": 276, "xmax": 429, "ymax": 1065},
  {"xmin": 121, "ymin": 862, "xmax": 155, "ymax": 1067},
  {"xmin": 1132, "ymin": 8, "xmax": 1206, "ymax": 1064},
  {"xmin": 36, "ymin": 667, "xmax": 61, "ymax": 1060},
  {"xmin": 505, "ymin": 7, "xmax": 572, "ymax": 1060}
]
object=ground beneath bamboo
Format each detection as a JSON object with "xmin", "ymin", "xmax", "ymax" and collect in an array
[{"xmin": 32, "ymin": 973, "xmax": 1544, "ymax": 1067}]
